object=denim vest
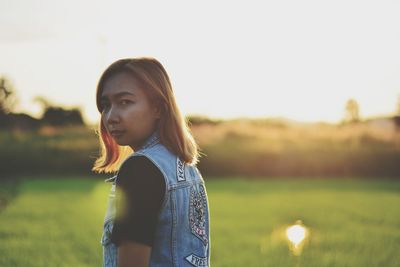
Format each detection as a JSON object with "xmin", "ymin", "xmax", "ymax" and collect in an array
[{"xmin": 101, "ymin": 131, "xmax": 211, "ymax": 267}]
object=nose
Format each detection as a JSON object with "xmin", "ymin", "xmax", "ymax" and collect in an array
[{"xmin": 104, "ymin": 105, "xmax": 120, "ymax": 126}]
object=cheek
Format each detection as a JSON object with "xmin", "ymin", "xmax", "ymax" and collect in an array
[
  {"xmin": 128, "ymin": 103, "xmax": 150, "ymax": 116},
  {"xmin": 119, "ymin": 106, "xmax": 143, "ymax": 125},
  {"xmin": 124, "ymin": 106, "xmax": 141, "ymax": 117}
]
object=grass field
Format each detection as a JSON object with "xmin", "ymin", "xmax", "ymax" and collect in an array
[{"xmin": 0, "ymin": 177, "xmax": 399, "ymax": 267}]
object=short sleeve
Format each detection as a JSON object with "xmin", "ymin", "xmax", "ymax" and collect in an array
[{"xmin": 110, "ymin": 155, "xmax": 165, "ymax": 247}]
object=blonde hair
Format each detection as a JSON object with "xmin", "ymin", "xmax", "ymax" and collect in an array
[{"xmin": 92, "ymin": 57, "xmax": 201, "ymax": 173}]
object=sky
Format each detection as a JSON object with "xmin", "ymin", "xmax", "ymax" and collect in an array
[{"xmin": 0, "ymin": 0, "xmax": 399, "ymax": 124}]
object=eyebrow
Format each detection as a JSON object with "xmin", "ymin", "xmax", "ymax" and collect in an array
[{"xmin": 100, "ymin": 91, "xmax": 136, "ymax": 101}]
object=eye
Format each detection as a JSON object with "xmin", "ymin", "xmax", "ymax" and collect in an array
[{"xmin": 120, "ymin": 99, "xmax": 133, "ymax": 105}]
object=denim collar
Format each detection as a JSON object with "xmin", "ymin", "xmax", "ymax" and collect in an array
[{"xmin": 136, "ymin": 130, "xmax": 160, "ymax": 152}]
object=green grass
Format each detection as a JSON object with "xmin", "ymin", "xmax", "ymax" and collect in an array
[{"xmin": 0, "ymin": 178, "xmax": 399, "ymax": 267}]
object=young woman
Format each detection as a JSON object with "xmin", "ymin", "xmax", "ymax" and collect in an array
[{"xmin": 93, "ymin": 57, "xmax": 211, "ymax": 267}]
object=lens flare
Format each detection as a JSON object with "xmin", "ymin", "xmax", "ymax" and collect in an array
[
  {"xmin": 286, "ymin": 224, "xmax": 306, "ymax": 245},
  {"xmin": 286, "ymin": 220, "xmax": 308, "ymax": 255}
]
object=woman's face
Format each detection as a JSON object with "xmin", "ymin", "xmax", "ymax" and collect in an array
[{"xmin": 100, "ymin": 72, "xmax": 160, "ymax": 151}]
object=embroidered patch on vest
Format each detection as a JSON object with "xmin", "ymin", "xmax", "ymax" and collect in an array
[
  {"xmin": 176, "ymin": 157, "xmax": 186, "ymax": 181},
  {"xmin": 185, "ymin": 253, "xmax": 208, "ymax": 267},
  {"xmin": 189, "ymin": 185, "xmax": 208, "ymax": 245}
]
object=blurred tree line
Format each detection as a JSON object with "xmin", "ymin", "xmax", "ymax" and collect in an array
[
  {"xmin": 0, "ymin": 76, "xmax": 84, "ymax": 130},
  {"xmin": 1, "ymin": 75, "xmax": 400, "ymax": 179}
]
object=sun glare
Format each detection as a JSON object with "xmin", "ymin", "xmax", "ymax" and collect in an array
[
  {"xmin": 286, "ymin": 224, "xmax": 306, "ymax": 245},
  {"xmin": 286, "ymin": 220, "xmax": 308, "ymax": 255}
]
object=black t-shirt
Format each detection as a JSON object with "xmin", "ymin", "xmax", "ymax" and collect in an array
[{"xmin": 110, "ymin": 156, "xmax": 165, "ymax": 247}]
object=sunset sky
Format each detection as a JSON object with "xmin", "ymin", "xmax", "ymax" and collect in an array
[{"xmin": 0, "ymin": 0, "xmax": 399, "ymax": 124}]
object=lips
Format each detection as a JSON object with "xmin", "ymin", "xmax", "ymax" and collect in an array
[{"xmin": 110, "ymin": 130, "xmax": 125, "ymax": 137}]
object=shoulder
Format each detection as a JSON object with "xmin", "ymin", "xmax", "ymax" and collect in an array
[
  {"xmin": 117, "ymin": 155, "xmax": 165, "ymax": 189},
  {"xmin": 142, "ymin": 143, "xmax": 176, "ymax": 161},
  {"xmin": 138, "ymin": 143, "xmax": 177, "ymax": 173},
  {"xmin": 119, "ymin": 155, "xmax": 160, "ymax": 174}
]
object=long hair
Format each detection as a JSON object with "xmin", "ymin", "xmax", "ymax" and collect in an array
[{"xmin": 92, "ymin": 57, "xmax": 201, "ymax": 173}]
